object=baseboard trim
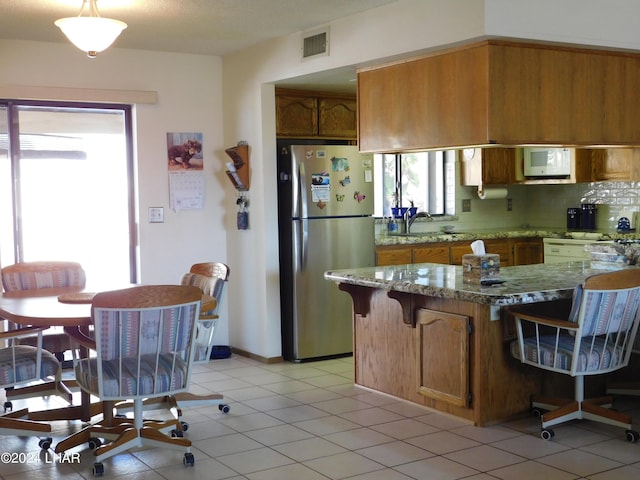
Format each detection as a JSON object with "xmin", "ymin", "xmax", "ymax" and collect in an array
[{"xmin": 231, "ymin": 347, "xmax": 283, "ymax": 364}]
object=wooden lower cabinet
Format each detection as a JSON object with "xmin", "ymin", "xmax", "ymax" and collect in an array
[
  {"xmin": 376, "ymin": 247, "xmax": 412, "ymax": 266},
  {"xmin": 344, "ymin": 286, "xmax": 539, "ymax": 425},
  {"xmin": 513, "ymin": 238, "xmax": 543, "ymax": 265},
  {"xmin": 416, "ymin": 308, "xmax": 469, "ymax": 407},
  {"xmin": 412, "ymin": 245, "xmax": 450, "ymax": 264},
  {"xmin": 376, "ymin": 243, "xmax": 450, "ymax": 266},
  {"xmin": 377, "ymin": 237, "xmax": 544, "ymax": 267}
]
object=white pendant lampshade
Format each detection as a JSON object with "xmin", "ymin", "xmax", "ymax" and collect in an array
[{"xmin": 55, "ymin": 0, "xmax": 127, "ymax": 58}]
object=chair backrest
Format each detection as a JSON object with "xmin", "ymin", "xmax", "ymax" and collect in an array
[
  {"xmin": 1, "ymin": 261, "xmax": 86, "ymax": 292},
  {"xmin": 182, "ymin": 262, "xmax": 229, "ymax": 315},
  {"xmin": 88, "ymin": 285, "xmax": 202, "ymax": 399},
  {"xmin": 572, "ymin": 269, "xmax": 640, "ymax": 373}
]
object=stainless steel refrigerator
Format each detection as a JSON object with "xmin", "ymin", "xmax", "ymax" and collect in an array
[{"xmin": 277, "ymin": 143, "xmax": 375, "ymax": 362}]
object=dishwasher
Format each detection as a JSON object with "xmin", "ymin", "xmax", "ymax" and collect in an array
[{"xmin": 543, "ymin": 238, "xmax": 613, "ymax": 263}]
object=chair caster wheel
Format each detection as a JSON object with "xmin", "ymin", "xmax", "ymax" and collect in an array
[
  {"xmin": 3, "ymin": 401, "xmax": 12, "ymax": 413},
  {"xmin": 88, "ymin": 437, "xmax": 102, "ymax": 449},
  {"xmin": 180, "ymin": 421, "xmax": 189, "ymax": 432},
  {"xmin": 626, "ymin": 429, "xmax": 639, "ymax": 443},
  {"xmin": 219, "ymin": 403, "xmax": 230, "ymax": 413},
  {"xmin": 93, "ymin": 462, "xmax": 105, "ymax": 476},
  {"xmin": 540, "ymin": 428, "xmax": 554, "ymax": 440},
  {"xmin": 183, "ymin": 452, "xmax": 195, "ymax": 467},
  {"xmin": 172, "ymin": 429, "xmax": 184, "ymax": 438},
  {"xmin": 531, "ymin": 407, "xmax": 544, "ymax": 418},
  {"xmin": 38, "ymin": 437, "xmax": 52, "ymax": 450}
]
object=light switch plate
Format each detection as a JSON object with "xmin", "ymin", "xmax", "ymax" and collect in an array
[{"xmin": 149, "ymin": 207, "xmax": 164, "ymax": 223}]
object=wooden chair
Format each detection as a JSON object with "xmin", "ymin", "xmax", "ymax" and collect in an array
[
  {"xmin": 509, "ymin": 269, "xmax": 640, "ymax": 442},
  {"xmin": 55, "ymin": 285, "xmax": 202, "ymax": 476},
  {"xmin": 0, "ymin": 322, "xmax": 62, "ymax": 450},
  {"xmin": 1, "ymin": 261, "xmax": 85, "ymax": 404}
]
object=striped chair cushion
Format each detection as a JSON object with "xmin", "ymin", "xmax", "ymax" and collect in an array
[
  {"xmin": 0, "ymin": 346, "xmax": 59, "ymax": 387},
  {"xmin": 511, "ymin": 334, "xmax": 623, "ymax": 372},
  {"xmin": 1, "ymin": 261, "xmax": 86, "ymax": 291},
  {"xmin": 75, "ymin": 353, "xmax": 188, "ymax": 398}
]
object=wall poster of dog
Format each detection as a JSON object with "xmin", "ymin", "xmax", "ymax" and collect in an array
[{"xmin": 167, "ymin": 132, "xmax": 204, "ymax": 170}]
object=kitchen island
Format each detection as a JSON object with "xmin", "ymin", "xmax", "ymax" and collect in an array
[{"xmin": 325, "ymin": 261, "xmax": 624, "ymax": 426}]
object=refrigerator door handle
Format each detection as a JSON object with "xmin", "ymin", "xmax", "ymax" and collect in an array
[
  {"xmin": 298, "ymin": 162, "xmax": 309, "ymax": 269},
  {"xmin": 301, "ymin": 218, "xmax": 308, "ymax": 269},
  {"xmin": 298, "ymin": 162, "xmax": 308, "ymax": 220}
]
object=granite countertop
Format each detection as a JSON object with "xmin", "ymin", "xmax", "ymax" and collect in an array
[
  {"xmin": 375, "ymin": 227, "xmax": 640, "ymax": 246},
  {"xmin": 325, "ymin": 261, "xmax": 631, "ymax": 307}
]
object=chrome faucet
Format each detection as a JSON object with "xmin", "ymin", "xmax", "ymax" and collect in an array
[{"xmin": 404, "ymin": 210, "xmax": 431, "ymax": 233}]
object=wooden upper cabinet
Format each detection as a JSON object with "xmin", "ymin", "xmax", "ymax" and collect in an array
[
  {"xmin": 358, "ymin": 44, "xmax": 488, "ymax": 152},
  {"xmin": 319, "ymin": 97, "xmax": 357, "ymax": 138},
  {"xmin": 275, "ymin": 94, "xmax": 318, "ymax": 137},
  {"xmin": 358, "ymin": 40, "xmax": 640, "ymax": 152},
  {"xmin": 276, "ymin": 89, "xmax": 356, "ymax": 139},
  {"xmin": 590, "ymin": 148, "xmax": 640, "ymax": 181},
  {"xmin": 461, "ymin": 148, "xmax": 515, "ymax": 186}
]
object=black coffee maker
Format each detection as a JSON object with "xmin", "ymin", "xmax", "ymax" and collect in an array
[
  {"xmin": 581, "ymin": 203, "xmax": 597, "ymax": 230},
  {"xmin": 567, "ymin": 208, "xmax": 580, "ymax": 230}
]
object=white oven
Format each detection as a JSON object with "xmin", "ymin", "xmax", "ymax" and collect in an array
[{"xmin": 543, "ymin": 238, "xmax": 613, "ymax": 264}]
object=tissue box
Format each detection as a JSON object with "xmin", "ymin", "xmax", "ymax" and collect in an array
[{"xmin": 462, "ymin": 254, "xmax": 500, "ymax": 284}]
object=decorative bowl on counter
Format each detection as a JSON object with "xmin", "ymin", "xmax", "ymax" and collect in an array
[
  {"xmin": 441, "ymin": 225, "xmax": 456, "ymax": 234},
  {"xmin": 587, "ymin": 243, "xmax": 640, "ymax": 265}
]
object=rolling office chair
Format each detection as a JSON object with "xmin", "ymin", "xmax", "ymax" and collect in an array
[
  {"xmin": 115, "ymin": 263, "xmax": 231, "ymax": 425},
  {"xmin": 509, "ymin": 269, "xmax": 640, "ymax": 442},
  {"xmin": 0, "ymin": 321, "xmax": 63, "ymax": 450},
  {"xmin": 56, "ymin": 285, "xmax": 202, "ymax": 476},
  {"xmin": 181, "ymin": 262, "xmax": 230, "ymax": 362},
  {"xmin": 1, "ymin": 261, "xmax": 85, "ymax": 404},
  {"xmin": 1, "ymin": 261, "xmax": 86, "ymax": 364}
]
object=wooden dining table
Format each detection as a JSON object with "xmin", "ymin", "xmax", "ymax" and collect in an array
[{"xmin": 0, "ymin": 285, "xmax": 217, "ymax": 423}]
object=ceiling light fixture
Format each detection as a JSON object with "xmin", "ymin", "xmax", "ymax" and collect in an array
[{"xmin": 55, "ymin": 0, "xmax": 127, "ymax": 58}]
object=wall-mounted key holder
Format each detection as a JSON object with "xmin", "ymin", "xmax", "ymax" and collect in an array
[
  {"xmin": 236, "ymin": 193, "xmax": 249, "ymax": 230},
  {"xmin": 225, "ymin": 142, "xmax": 250, "ymax": 191}
]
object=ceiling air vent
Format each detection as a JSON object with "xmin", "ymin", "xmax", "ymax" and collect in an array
[{"xmin": 302, "ymin": 28, "xmax": 329, "ymax": 59}]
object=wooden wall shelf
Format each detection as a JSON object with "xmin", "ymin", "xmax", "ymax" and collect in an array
[{"xmin": 225, "ymin": 144, "xmax": 250, "ymax": 191}]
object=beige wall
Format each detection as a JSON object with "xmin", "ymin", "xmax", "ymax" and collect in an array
[{"xmin": 0, "ymin": 39, "xmax": 230, "ymax": 341}]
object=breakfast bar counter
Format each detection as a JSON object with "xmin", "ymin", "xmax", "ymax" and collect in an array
[{"xmin": 324, "ymin": 261, "xmax": 625, "ymax": 426}]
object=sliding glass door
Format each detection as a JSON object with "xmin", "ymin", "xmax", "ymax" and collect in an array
[{"xmin": 0, "ymin": 101, "xmax": 136, "ymax": 284}]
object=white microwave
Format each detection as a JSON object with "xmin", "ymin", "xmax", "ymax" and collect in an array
[{"xmin": 523, "ymin": 147, "xmax": 572, "ymax": 177}]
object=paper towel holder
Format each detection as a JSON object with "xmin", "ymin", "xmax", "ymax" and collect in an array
[{"xmin": 477, "ymin": 186, "xmax": 508, "ymax": 200}]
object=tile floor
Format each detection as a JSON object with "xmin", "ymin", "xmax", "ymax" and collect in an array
[{"xmin": 2, "ymin": 355, "xmax": 640, "ymax": 479}]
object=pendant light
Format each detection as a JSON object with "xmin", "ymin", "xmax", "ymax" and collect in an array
[{"xmin": 55, "ymin": 0, "xmax": 127, "ymax": 58}]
